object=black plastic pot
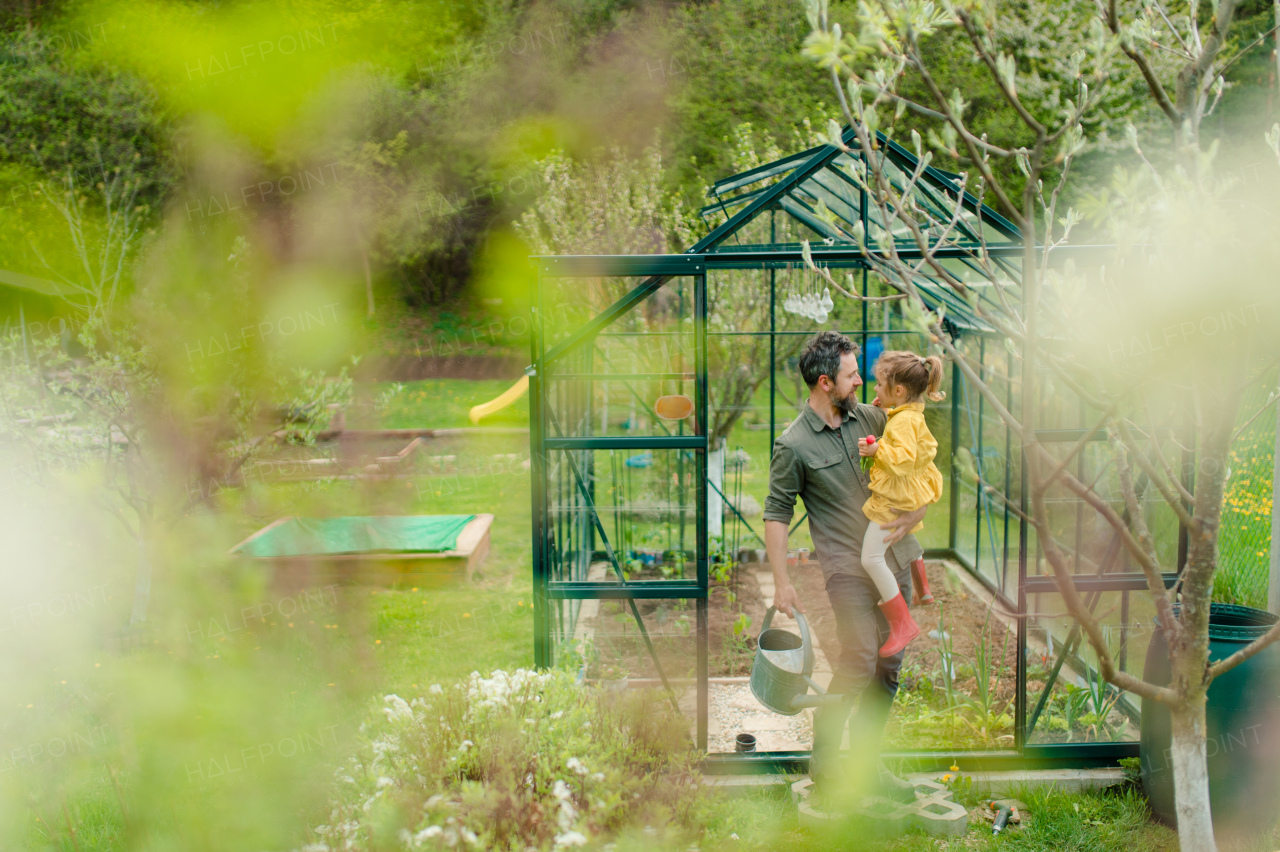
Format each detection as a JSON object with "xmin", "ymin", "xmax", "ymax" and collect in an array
[{"xmin": 1140, "ymin": 603, "xmax": 1280, "ymax": 835}]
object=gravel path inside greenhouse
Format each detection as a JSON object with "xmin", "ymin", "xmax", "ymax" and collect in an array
[{"xmin": 704, "ymin": 681, "xmax": 814, "ymax": 754}]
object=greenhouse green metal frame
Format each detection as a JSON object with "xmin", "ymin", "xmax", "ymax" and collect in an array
[{"xmin": 529, "ymin": 126, "xmax": 1165, "ymax": 773}]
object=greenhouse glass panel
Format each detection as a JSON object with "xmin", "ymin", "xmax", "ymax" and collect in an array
[{"xmin": 525, "ymin": 124, "xmax": 1219, "ymax": 773}]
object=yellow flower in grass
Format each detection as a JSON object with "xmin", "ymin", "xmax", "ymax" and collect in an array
[{"xmin": 950, "ymin": 764, "xmax": 959, "ymax": 772}]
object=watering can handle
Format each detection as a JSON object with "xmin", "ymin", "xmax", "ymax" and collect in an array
[{"xmin": 762, "ymin": 605, "xmax": 816, "ymax": 678}]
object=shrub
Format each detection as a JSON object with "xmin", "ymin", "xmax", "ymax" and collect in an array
[{"xmin": 301, "ymin": 669, "xmax": 707, "ymax": 851}]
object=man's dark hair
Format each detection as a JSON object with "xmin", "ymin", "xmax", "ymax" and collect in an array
[{"xmin": 798, "ymin": 331, "xmax": 860, "ymax": 388}]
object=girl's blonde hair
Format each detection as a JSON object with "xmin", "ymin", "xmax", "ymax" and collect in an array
[{"xmin": 875, "ymin": 351, "xmax": 946, "ymax": 402}]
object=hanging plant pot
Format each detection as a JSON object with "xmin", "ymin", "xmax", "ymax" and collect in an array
[
  {"xmin": 1140, "ymin": 603, "xmax": 1280, "ymax": 837},
  {"xmin": 654, "ymin": 394, "xmax": 693, "ymax": 420}
]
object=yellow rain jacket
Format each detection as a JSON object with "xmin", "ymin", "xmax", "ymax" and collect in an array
[{"xmin": 862, "ymin": 402, "xmax": 944, "ymax": 531}]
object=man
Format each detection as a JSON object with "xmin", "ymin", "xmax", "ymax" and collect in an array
[{"xmin": 763, "ymin": 330, "xmax": 926, "ymax": 803}]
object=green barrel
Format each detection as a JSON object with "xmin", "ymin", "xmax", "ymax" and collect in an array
[{"xmin": 1140, "ymin": 603, "xmax": 1280, "ymax": 834}]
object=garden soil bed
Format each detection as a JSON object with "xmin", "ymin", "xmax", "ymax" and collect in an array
[
  {"xmin": 792, "ymin": 559, "xmax": 1019, "ymax": 699},
  {"xmin": 589, "ymin": 558, "xmax": 1130, "ymax": 748},
  {"xmin": 590, "ymin": 559, "xmax": 1018, "ymax": 689}
]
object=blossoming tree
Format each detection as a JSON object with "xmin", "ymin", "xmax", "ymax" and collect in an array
[{"xmin": 798, "ymin": 0, "xmax": 1280, "ymax": 848}]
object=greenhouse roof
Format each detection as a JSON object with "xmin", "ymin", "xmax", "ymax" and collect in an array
[
  {"xmin": 536, "ymin": 125, "xmax": 1036, "ymax": 337},
  {"xmin": 691, "ymin": 125, "xmax": 1026, "ymax": 333}
]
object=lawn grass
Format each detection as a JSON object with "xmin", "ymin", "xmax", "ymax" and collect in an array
[
  {"xmin": 377, "ymin": 378, "xmax": 529, "ymax": 429},
  {"xmin": 699, "ymin": 784, "xmax": 1182, "ymax": 852},
  {"xmin": 17, "ymin": 375, "xmax": 1273, "ymax": 850}
]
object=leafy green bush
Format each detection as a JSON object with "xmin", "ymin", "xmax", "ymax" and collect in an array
[
  {"xmin": 302, "ymin": 669, "xmax": 707, "ymax": 851},
  {"xmin": 0, "ymin": 30, "xmax": 172, "ymax": 207}
]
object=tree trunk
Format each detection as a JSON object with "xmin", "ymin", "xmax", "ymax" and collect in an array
[
  {"xmin": 1269, "ymin": 370, "xmax": 1280, "ymax": 614},
  {"xmin": 1170, "ymin": 698, "xmax": 1217, "ymax": 852}
]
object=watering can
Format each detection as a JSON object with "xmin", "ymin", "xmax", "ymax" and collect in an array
[{"xmin": 750, "ymin": 606, "xmax": 840, "ymax": 715}]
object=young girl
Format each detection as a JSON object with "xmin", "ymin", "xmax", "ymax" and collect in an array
[{"xmin": 857, "ymin": 351, "xmax": 946, "ymax": 657}]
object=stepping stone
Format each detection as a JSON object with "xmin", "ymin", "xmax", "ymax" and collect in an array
[
  {"xmin": 908, "ymin": 796, "xmax": 970, "ymax": 836},
  {"xmin": 910, "ymin": 779, "xmax": 948, "ymax": 798},
  {"xmin": 790, "ymin": 776, "xmax": 969, "ymax": 838},
  {"xmin": 797, "ymin": 799, "xmax": 843, "ymax": 830},
  {"xmin": 751, "ymin": 732, "xmax": 805, "ymax": 751},
  {"xmin": 729, "ymin": 690, "xmax": 767, "ymax": 711},
  {"xmin": 740, "ymin": 714, "xmax": 792, "ymax": 732},
  {"xmin": 851, "ymin": 796, "xmax": 916, "ymax": 837}
]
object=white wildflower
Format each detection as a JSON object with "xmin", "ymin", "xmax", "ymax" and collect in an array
[
  {"xmin": 376, "ymin": 776, "xmax": 395, "ymax": 789},
  {"xmin": 592, "ymin": 773, "xmax": 604, "ymax": 782},
  {"xmin": 383, "ymin": 694, "xmax": 414, "ymax": 723},
  {"xmin": 552, "ymin": 779, "xmax": 578, "ymax": 830},
  {"xmin": 554, "ymin": 830, "xmax": 589, "ymax": 848},
  {"xmin": 415, "ymin": 825, "xmax": 443, "ymax": 843},
  {"xmin": 550, "ymin": 710, "xmax": 564, "ymax": 719},
  {"xmin": 430, "ymin": 683, "xmax": 444, "ymax": 694},
  {"xmin": 458, "ymin": 740, "xmax": 473, "ymax": 752},
  {"xmin": 566, "ymin": 757, "xmax": 588, "ymax": 776}
]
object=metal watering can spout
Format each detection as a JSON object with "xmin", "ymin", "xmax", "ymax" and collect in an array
[{"xmin": 750, "ymin": 606, "xmax": 842, "ymax": 715}]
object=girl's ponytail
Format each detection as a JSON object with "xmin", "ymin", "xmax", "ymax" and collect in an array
[{"xmin": 924, "ymin": 355, "xmax": 946, "ymax": 402}]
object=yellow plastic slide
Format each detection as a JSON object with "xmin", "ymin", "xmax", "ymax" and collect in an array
[{"xmin": 468, "ymin": 375, "xmax": 529, "ymax": 424}]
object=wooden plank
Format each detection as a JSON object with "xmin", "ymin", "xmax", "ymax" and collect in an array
[{"xmin": 309, "ymin": 427, "xmax": 529, "ymax": 441}]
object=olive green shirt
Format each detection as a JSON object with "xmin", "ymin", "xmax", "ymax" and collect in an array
[{"xmin": 763, "ymin": 400, "xmax": 924, "ymax": 581}]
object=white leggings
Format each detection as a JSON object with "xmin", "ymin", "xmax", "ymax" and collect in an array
[{"xmin": 860, "ymin": 523, "xmax": 903, "ymax": 604}]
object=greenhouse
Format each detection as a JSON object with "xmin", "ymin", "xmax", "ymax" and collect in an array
[{"xmin": 527, "ymin": 125, "xmax": 1268, "ymax": 773}]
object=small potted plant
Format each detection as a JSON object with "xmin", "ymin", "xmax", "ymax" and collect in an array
[{"xmin": 594, "ymin": 663, "xmax": 629, "ymax": 692}]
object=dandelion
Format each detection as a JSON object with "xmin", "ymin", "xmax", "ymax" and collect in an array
[
  {"xmin": 941, "ymin": 774, "xmax": 953, "ymax": 782},
  {"xmin": 950, "ymin": 763, "xmax": 959, "ymax": 772}
]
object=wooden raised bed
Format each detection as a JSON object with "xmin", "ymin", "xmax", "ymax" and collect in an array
[{"xmin": 230, "ymin": 514, "xmax": 493, "ymax": 591}]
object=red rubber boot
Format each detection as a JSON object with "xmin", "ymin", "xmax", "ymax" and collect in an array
[
  {"xmin": 911, "ymin": 558, "xmax": 934, "ymax": 606},
  {"xmin": 877, "ymin": 592, "xmax": 920, "ymax": 657}
]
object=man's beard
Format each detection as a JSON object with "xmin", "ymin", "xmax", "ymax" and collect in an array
[{"xmin": 832, "ymin": 388, "xmax": 856, "ymax": 416}]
